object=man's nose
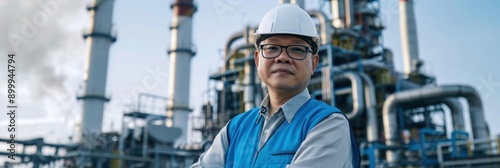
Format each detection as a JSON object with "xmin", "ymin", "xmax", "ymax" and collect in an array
[{"xmin": 275, "ymin": 48, "xmax": 292, "ymax": 64}]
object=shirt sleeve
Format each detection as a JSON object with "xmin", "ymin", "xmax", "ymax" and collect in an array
[
  {"xmin": 190, "ymin": 124, "xmax": 229, "ymax": 168},
  {"xmin": 287, "ymin": 113, "xmax": 353, "ymax": 168}
]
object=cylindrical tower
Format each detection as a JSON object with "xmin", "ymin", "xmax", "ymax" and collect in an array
[
  {"xmin": 79, "ymin": 0, "xmax": 116, "ymax": 138},
  {"xmin": 167, "ymin": 0, "xmax": 196, "ymax": 146},
  {"xmin": 400, "ymin": 0, "xmax": 420, "ymax": 75}
]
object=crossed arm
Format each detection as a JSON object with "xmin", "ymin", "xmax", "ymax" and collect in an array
[{"xmin": 190, "ymin": 113, "xmax": 352, "ymax": 168}]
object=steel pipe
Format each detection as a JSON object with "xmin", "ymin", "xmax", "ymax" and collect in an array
[
  {"xmin": 442, "ymin": 98, "xmax": 466, "ymax": 131},
  {"xmin": 383, "ymin": 85, "xmax": 489, "ymax": 163},
  {"xmin": 308, "ymin": 10, "xmax": 333, "ymax": 44},
  {"xmin": 359, "ymin": 72, "xmax": 379, "ymax": 161},
  {"xmin": 334, "ymin": 72, "xmax": 365, "ymax": 119}
]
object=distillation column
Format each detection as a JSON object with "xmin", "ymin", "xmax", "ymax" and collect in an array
[
  {"xmin": 400, "ymin": 0, "xmax": 421, "ymax": 75},
  {"xmin": 79, "ymin": 0, "xmax": 116, "ymax": 138},
  {"xmin": 166, "ymin": 0, "xmax": 197, "ymax": 146}
]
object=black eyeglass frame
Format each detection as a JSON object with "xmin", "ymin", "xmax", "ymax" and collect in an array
[{"xmin": 259, "ymin": 44, "xmax": 313, "ymax": 60}]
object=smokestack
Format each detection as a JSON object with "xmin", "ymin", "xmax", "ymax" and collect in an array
[
  {"xmin": 78, "ymin": 0, "xmax": 116, "ymax": 138},
  {"xmin": 400, "ymin": 0, "xmax": 421, "ymax": 75},
  {"xmin": 167, "ymin": 0, "xmax": 196, "ymax": 146}
]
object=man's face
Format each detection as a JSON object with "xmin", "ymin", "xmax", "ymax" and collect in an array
[{"xmin": 254, "ymin": 35, "xmax": 319, "ymax": 93}]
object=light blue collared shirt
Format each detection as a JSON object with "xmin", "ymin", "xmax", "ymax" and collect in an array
[{"xmin": 191, "ymin": 88, "xmax": 352, "ymax": 168}]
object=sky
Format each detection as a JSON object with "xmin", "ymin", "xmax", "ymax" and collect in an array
[{"xmin": 0, "ymin": 0, "xmax": 499, "ymax": 149}]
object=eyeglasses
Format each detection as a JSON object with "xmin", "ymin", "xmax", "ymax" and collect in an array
[{"xmin": 259, "ymin": 44, "xmax": 313, "ymax": 60}]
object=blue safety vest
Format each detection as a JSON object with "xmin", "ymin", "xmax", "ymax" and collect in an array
[{"xmin": 226, "ymin": 99, "xmax": 360, "ymax": 168}]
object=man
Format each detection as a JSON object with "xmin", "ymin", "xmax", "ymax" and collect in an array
[{"xmin": 191, "ymin": 3, "xmax": 359, "ymax": 168}]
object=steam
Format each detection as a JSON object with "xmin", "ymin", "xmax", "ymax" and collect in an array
[{"xmin": 0, "ymin": 0, "xmax": 87, "ymax": 139}]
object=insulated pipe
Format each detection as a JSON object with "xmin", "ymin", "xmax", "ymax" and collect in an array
[
  {"xmin": 334, "ymin": 72, "xmax": 365, "ymax": 119},
  {"xmin": 358, "ymin": 72, "xmax": 379, "ymax": 161},
  {"xmin": 358, "ymin": 73, "xmax": 378, "ymax": 142},
  {"xmin": 382, "ymin": 85, "xmax": 489, "ymax": 163},
  {"xmin": 442, "ymin": 98, "xmax": 466, "ymax": 131},
  {"xmin": 224, "ymin": 43, "xmax": 255, "ymax": 69},
  {"xmin": 404, "ymin": 98, "xmax": 465, "ymax": 133},
  {"xmin": 308, "ymin": 10, "xmax": 333, "ymax": 44},
  {"xmin": 315, "ymin": 60, "xmax": 390, "ymax": 83},
  {"xmin": 400, "ymin": 0, "xmax": 420, "ymax": 75},
  {"xmin": 79, "ymin": 0, "xmax": 116, "ymax": 138},
  {"xmin": 167, "ymin": 0, "xmax": 197, "ymax": 146},
  {"xmin": 224, "ymin": 32, "xmax": 244, "ymax": 59}
]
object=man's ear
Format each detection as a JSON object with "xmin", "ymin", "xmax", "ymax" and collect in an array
[
  {"xmin": 311, "ymin": 54, "xmax": 319, "ymax": 75},
  {"xmin": 254, "ymin": 50, "xmax": 260, "ymax": 67}
]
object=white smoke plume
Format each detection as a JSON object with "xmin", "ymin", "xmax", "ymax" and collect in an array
[{"xmin": 0, "ymin": 0, "xmax": 88, "ymax": 141}]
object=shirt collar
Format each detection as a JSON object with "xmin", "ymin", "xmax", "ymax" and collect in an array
[{"xmin": 258, "ymin": 88, "xmax": 311, "ymax": 123}]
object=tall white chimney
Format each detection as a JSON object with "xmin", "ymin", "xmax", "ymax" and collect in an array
[
  {"xmin": 167, "ymin": 0, "xmax": 196, "ymax": 146},
  {"xmin": 78, "ymin": 0, "xmax": 116, "ymax": 138},
  {"xmin": 400, "ymin": 0, "xmax": 420, "ymax": 75}
]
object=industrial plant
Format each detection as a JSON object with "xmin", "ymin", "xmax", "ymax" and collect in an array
[{"xmin": 1, "ymin": 0, "xmax": 499, "ymax": 167}]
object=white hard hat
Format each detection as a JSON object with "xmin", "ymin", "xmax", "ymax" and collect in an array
[{"xmin": 255, "ymin": 3, "xmax": 320, "ymax": 53}]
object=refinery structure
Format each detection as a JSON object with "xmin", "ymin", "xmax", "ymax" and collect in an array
[{"xmin": 1, "ymin": 0, "xmax": 500, "ymax": 167}]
